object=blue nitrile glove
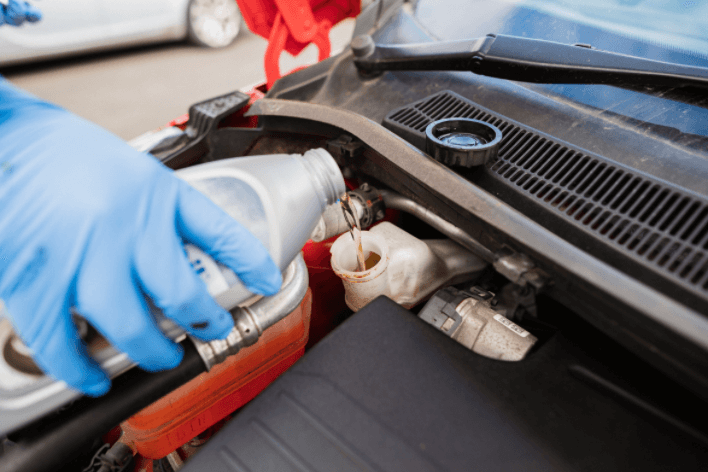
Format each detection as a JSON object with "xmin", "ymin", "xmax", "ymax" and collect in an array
[
  {"xmin": 0, "ymin": 79, "xmax": 282, "ymax": 396},
  {"xmin": 1, "ymin": 0, "xmax": 42, "ymax": 26}
]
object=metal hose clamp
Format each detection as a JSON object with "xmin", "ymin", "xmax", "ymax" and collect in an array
[{"xmin": 193, "ymin": 254, "xmax": 309, "ymax": 370}]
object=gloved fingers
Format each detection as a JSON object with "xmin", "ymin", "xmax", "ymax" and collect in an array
[
  {"xmin": 22, "ymin": 1, "xmax": 40, "ymax": 22},
  {"xmin": 134, "ymin": 216, "xmax": 235, "ymax": 341},
  {"xmin": 3, "ymin": 0, "xmax": 41, "ymax": 26},
  {"xmin": 76, "ymin": 265, "xmax": 184, "ymax": 373},
  {"xmin": 24, "ymin": 301, "xmax": 110, "ymax": 397},
  {"xmin": 175, "ymin": 181, "xmax": 282, "ymax": 296}
]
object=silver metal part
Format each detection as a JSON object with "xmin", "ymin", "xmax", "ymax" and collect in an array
[
  {"xmin": 193, "ymin": 254, "xmax": 309, "ymax": 370},
  {"xmin": 493, "ymin": 252, "xmax": 535, "ymax": 285},
  {"xmin": 419, "ymin": 286, "xmax": 537, "ymax": 361},
  {"xmin": 378, "ymin": 191, "xmax": 549, "ymax": 289},
  {"xmin": 378, "ymin": 190, "xmax": 495, "ymax": 261},
  {"xmin": 492, "ymin": 250, "xmax": 549, "ymax": 290},
  {"xmin": 166, "ymin": 451, "xmax": 184, "ymax": 470}
]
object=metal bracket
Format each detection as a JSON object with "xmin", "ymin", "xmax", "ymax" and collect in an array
[{"xmin": 493, "ymin": 250, "xmax": 549, "ymax": 291}]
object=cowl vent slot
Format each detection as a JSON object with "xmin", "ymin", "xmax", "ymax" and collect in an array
[{"xmin": 383, "ymin": 91, "xmax": 708, "ymax": 309}]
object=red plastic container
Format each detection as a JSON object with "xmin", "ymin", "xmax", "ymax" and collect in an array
[
  {"xmin": 303, "ymin": 238, "xmax": 348, "ymax": 347},
  {"xmin": 121, "ymin": 289, "xmax": 312, "ymax": 459}
]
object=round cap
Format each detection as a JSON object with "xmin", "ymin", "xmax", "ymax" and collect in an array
[{"xmin": 425, "ymin": 118, "xmax": 502, "ymax": 168}]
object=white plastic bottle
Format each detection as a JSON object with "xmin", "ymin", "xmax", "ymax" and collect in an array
[{"xmin": 176, "ymin": 148, "xmax": 345, "ymax": 310}]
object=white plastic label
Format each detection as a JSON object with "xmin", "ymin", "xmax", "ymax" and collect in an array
[{"xmin": 493, "ymin": 314, "xmax": 530, "ymax": 338}]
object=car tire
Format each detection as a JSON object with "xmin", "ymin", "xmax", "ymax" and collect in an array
[{"xmin": 187, "ymin": 0, "xmax": 242, "ymax": 48}]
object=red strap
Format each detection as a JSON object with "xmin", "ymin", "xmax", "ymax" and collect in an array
[
  {"xmin": 236, "ymin": 0, "xmax": 360, "ymax": 89},
  {"xmin": 264, "ymin": 10, "xmax": 332, "ymax": 88}
]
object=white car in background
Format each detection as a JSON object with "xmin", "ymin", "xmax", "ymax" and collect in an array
[{"xmin": 0, "ymin": 0, "xmax": 242, "ymax": 66}]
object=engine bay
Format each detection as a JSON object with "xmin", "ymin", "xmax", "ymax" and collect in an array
[
  {"xmin": 2, "ymin": 95, "xmax": 707, "ymax": 471},
  {"xmin": 3, "ymin": 1, "xmax": 708, "ymax": 471}
]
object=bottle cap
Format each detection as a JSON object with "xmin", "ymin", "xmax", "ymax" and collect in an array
[{"xmin": 425, "ymin": 118, "xmax": 502, "ymax": 168}]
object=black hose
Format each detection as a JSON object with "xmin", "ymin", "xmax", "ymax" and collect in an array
[{"xmin": 1, "ymin": 340, "xmax": 206, "ymax": 472}]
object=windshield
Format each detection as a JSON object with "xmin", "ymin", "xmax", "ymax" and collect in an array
[{"xmin": 414, "ymin": 0, "xmax": 708, "ymax": 137}]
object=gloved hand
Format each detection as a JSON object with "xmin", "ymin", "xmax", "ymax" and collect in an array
[
  {"xmin": 0, "ymin": 0, "xmax": 42, "ymax": 26},
  {"xmin": 0, "ymin": 79, "xmax": 282, "ymax": 396}
]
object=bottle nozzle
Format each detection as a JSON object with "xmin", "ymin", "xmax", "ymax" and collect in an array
[{"xmin": 298, "ymin": 149, "xmax": 346, "ymax": 207}]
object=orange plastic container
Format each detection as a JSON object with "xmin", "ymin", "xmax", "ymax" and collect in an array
[{"xmin": 121, "ymin": 289, "xmax": 312, "ymax": 459}]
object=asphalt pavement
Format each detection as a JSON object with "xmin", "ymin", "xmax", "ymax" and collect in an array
[{"xmin": 1, "ymin": 20, "xmax": 355, "ymax": 140}]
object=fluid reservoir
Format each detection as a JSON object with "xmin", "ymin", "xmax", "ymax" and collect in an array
[
  {"xmin": 330, "ymin": 222, "xmax": 487, "ymax": 311},
  {"xmin": 120, "ymin": 289, "xmax": 312, "ymax": 459}
]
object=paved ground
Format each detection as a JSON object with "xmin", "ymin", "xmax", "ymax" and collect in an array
[{"xmin": 1, "ymin": 20, "xmax": 355, "ymax": 140}]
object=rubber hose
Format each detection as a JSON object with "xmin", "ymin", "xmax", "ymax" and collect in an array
[{"xmin": 1, "ymin": 340, "xmax": 206, "ymax": 472}]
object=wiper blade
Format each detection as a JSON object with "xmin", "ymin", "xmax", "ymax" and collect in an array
[{"xmin": 352, "ymin": 34, "xmax": 708, "ymax": 89}]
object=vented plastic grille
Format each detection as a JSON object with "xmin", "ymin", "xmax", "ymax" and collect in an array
[{"xmin": 383, "ymin": 91, "xmax": 708, "ymax": 296}]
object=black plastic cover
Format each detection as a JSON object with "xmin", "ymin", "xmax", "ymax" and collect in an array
[
  {"xmin": 182, "ymin": 297, "xmax": 708, "ymax": 472},
  {"xmin": 153, "ymin": 91, "xmax": 251, "ymax": 169},
  {"xmin": 384, "ymin": 90, "xmax": 708, "ymax": 317}
]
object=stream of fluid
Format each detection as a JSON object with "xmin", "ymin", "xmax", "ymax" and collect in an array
[{"xmin": 340, "ymin": 193, "xmax": 367, "ymax": 272}]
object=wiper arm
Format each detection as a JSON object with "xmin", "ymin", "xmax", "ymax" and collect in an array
[{"xmin": 352, "ymin": 34, "xmax": 708, "ymax": 89}]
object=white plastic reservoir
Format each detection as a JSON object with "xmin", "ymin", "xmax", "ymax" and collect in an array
[{"xmin": 330, "ymin": 222, "xmax": 487, "ymax": 311}]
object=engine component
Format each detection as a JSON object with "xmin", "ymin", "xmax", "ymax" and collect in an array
[
  {"xmin": 330, "ymin": 222, "xmax": 487, "ymax": 311},
  {"xmin": 310, "ymin": 201, "xmax": 362, "ymax": 242},
  {"xmin": 164, "ymin": 452, "xmax": 184, "ymax": 471},
  {"xmin": 311, "ymin": 184, "xmax": 386, "ymax": 242},
  {"xmin": 425, "ymin": 118, "xmax": 502, "ymax": 167},
  {"xmin": 92, "ymin": 441, "xmax": 133, "ymax": 472},
  {"xmin": 247, "ymin": 98, "xmax": 708, "ymax": 391},
  {"xmin": 492, "ymin": 250, "xmax": 548, "ymax": 290},
  {"xmin": 494, "ymin": 283, "xmax": 538, "ymax": 321},
  {"xmin": 378, "ymin": 190, "xmax": 494, "ymax": 261},
  {"xmin": 120, "ymin": 289, "xmax": 311, "ymax": 459},
  {"xmin": 191, "ymin": 255, "xmax": 310, "ymax": 370},
  {"xmin": 418, "ymin": 286, "xmax": 537, "ymax": 361}
]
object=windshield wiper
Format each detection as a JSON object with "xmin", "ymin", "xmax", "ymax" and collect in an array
[{"xmin": 352, "ymin": 34, "xmax": 708, "ymax": 89}]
